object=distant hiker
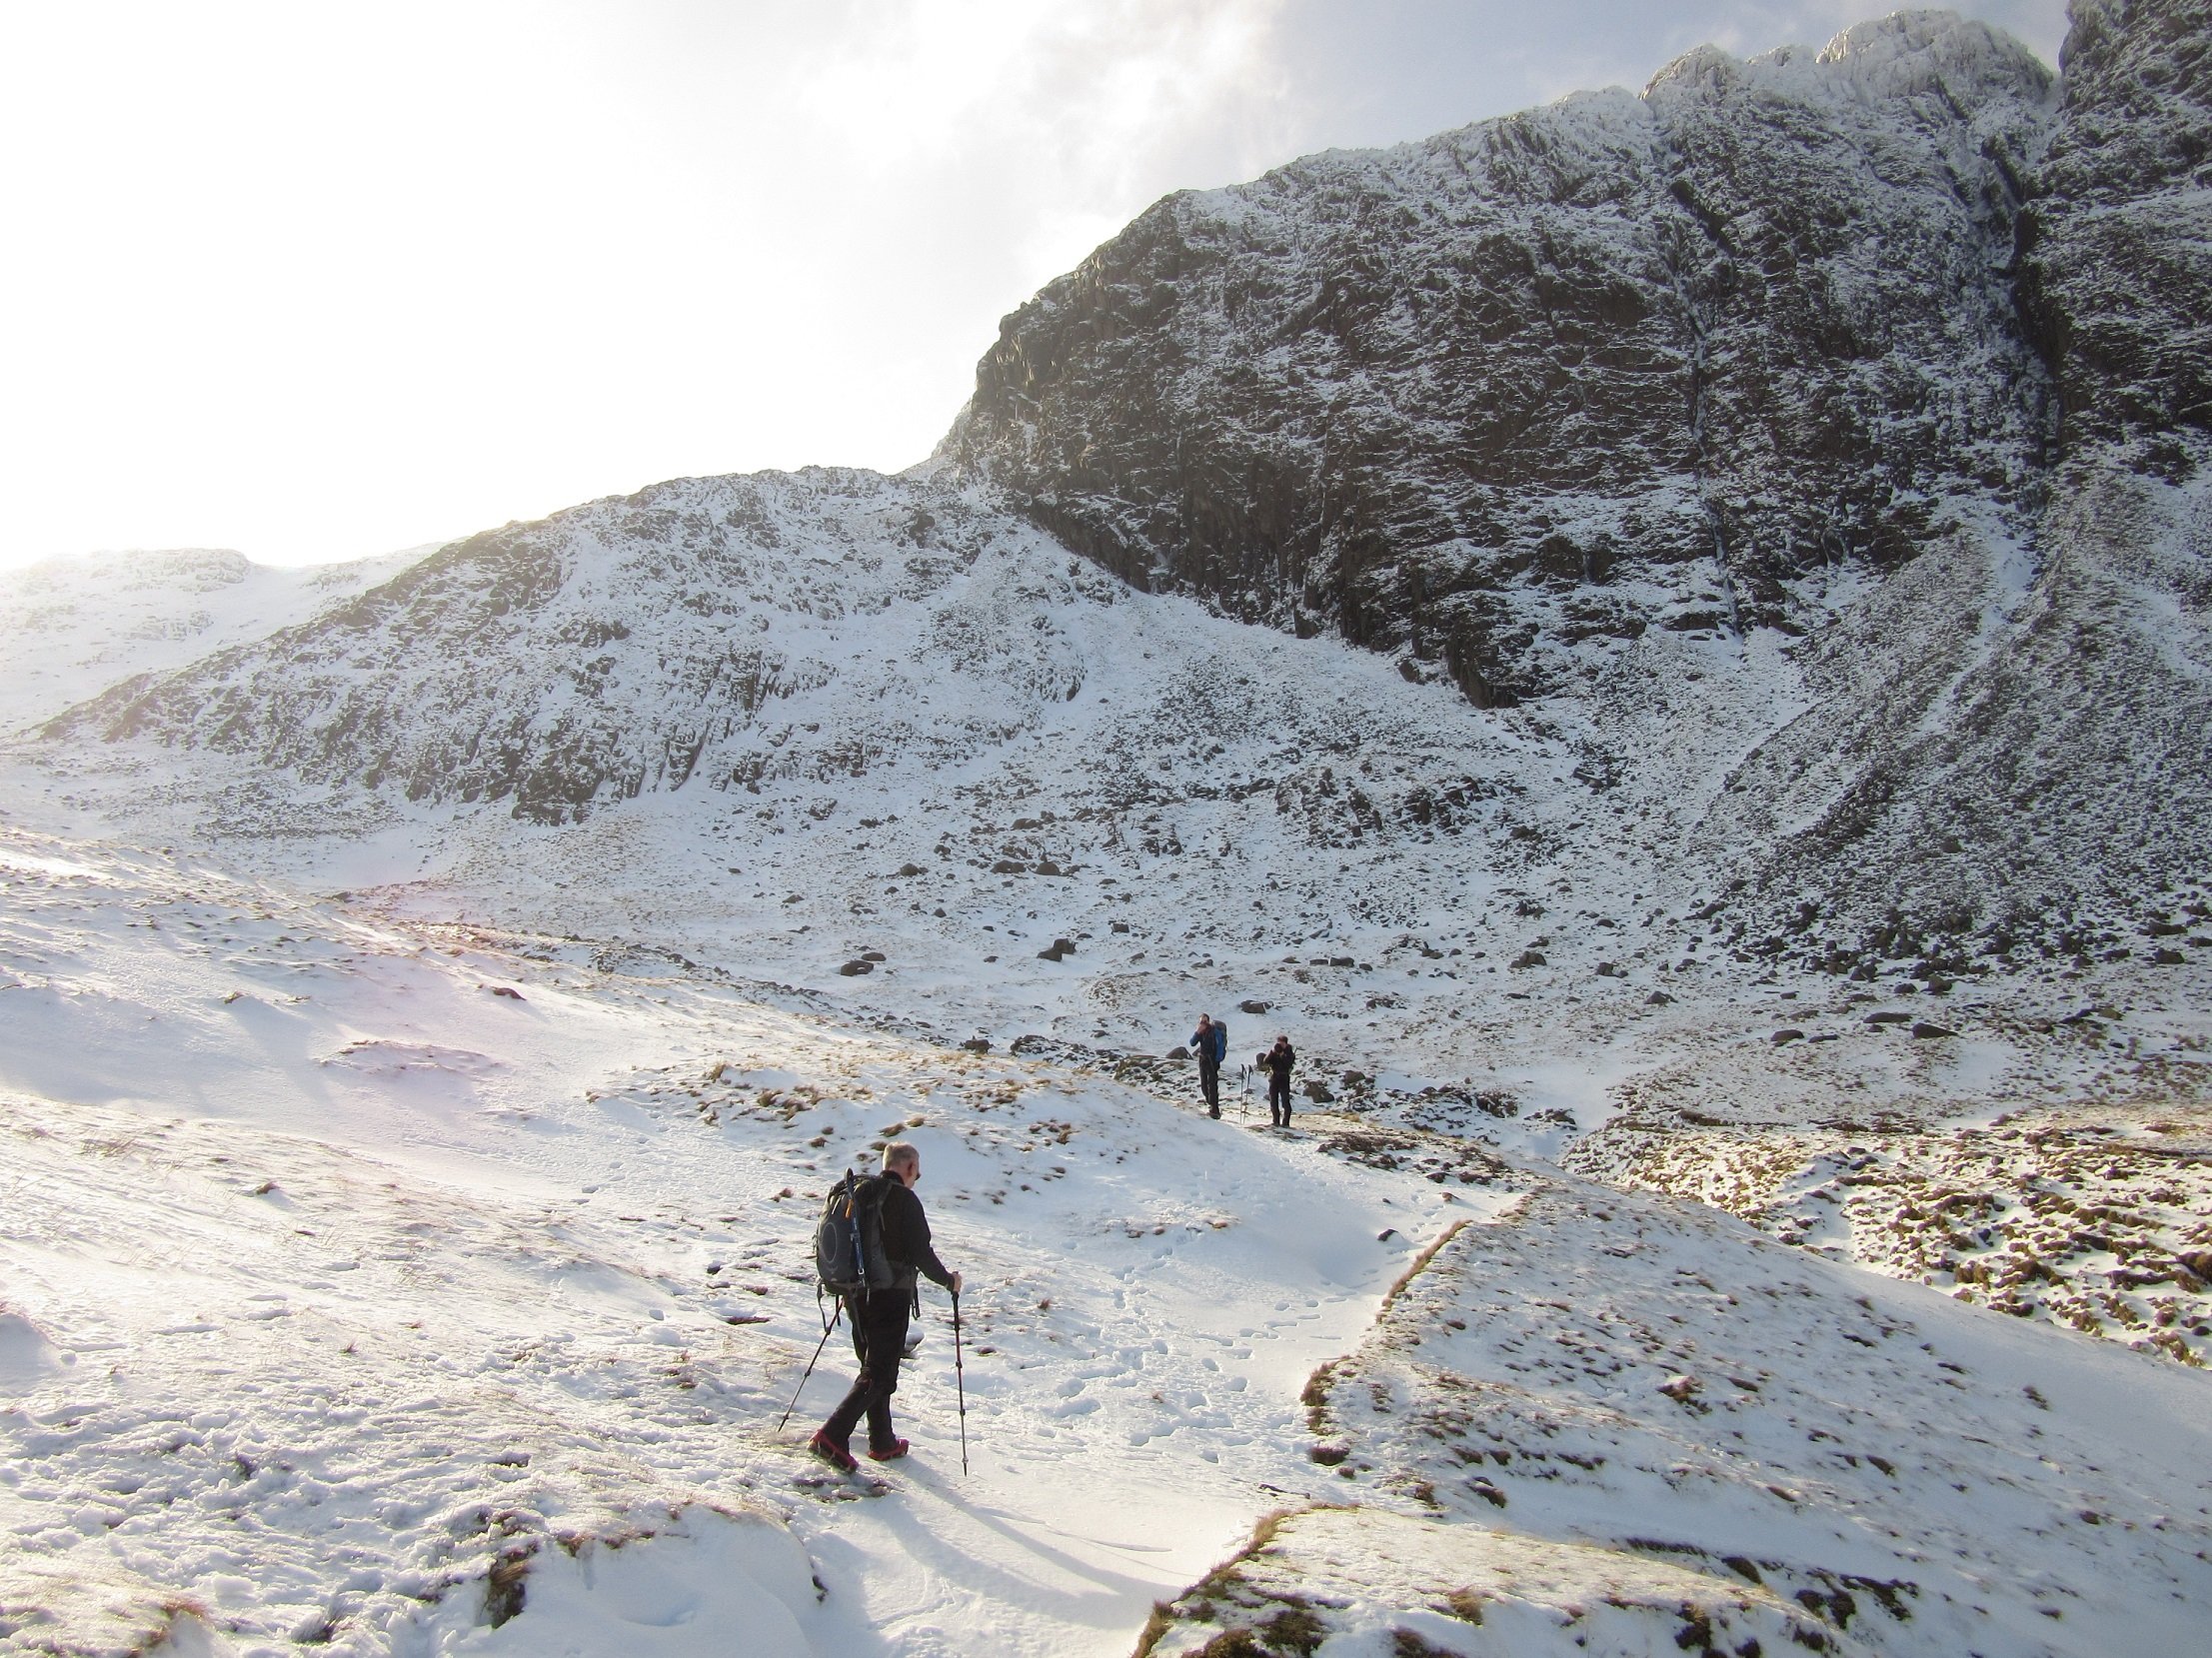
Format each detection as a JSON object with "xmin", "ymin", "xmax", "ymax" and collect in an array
[
  {"xmin": 1260, "ymin": 1035, "xmax": 1296, "ymax": 1127},
  {"xmin": 811, "ymin": 1142, "xmax": 961, "ymax": 1471},
  {"xmin": 1191, "ymin": 1013, "xmax": 1228, "ymax": 1117}
]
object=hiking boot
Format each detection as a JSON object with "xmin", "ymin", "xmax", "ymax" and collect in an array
[
  {"xmin": 867, "ymin": 1438, "xmax": 911, "ymax": 1462},
  {"xmin": 808, "ymin": 1430, "xmax": 858, "ymax": 1473}
]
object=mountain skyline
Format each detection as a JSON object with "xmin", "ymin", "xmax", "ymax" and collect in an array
[{"xmin": 3, "ymin": 1, "xmax": 2067, "ymax": 576}]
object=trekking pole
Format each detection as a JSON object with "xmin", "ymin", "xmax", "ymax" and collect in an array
[
  {"xmin": 776, "ymin": 1296, "xmax": 843, "ymax": 1433},
  {"xmin": 952, "ymin": 1287, "xmax": 970, "ymax": 1475}
]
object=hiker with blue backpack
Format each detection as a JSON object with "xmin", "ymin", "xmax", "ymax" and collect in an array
[
  {"xmin": 1190, "ymin": 1012, "xmax": 1228, "ymax": 1117},
  {"xmin": 810, "ymin": 1141, "xmax": 962, "ymax": 1470}
]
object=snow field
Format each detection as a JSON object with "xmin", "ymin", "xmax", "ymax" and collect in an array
[
  {"xmin": 0, "ymin": 549, "xmax": 423, "ymax": 738},
  {"xmin": 1142, "ymin": 1171, "xmax": 2212, "ymax": 1655},
  {"xmin": 0, "ymin": 824, "xmax": 1505, "ymax": 1655}
]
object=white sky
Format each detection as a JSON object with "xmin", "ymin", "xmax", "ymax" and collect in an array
[{"xmin": 0, "ymin": 0, "xmax": 2067, "ymax": 573}]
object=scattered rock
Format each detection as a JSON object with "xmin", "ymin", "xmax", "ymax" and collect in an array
[
  {"xmin": 485, "ymin": 985, "xmax": 525, "ymax": 1000},
  {"xmin": 959, "ymin": 1036, "xmax": 991, "ymax": 1054},
  {"xmin": 1645, "ymin": 989, "xmax": 1674, "ymax": 1005},
  {"xmin": 1240, "ymin": 998, "xmax": 1270, "ymax": 1013},
  {"xmin": 1038, "ymin": 937, "xmax": 1076, "ymax": 961},
  {"xmin": 838, "ymin": 959, "xmax": 875, "ymax": 976},
  {"xmin": 1911, "ymin": 1021, "xmax": 1958, "ymax": 1039},
  {"xmin": 1771, "ymin": 1028, "xmax": 1804, "ymax": 1044},
  {"xmin": 1509, "ymin": 949, "xmax": 1547, "ymax": 969},
  {"xmin": 1866, "ymin": 1010, "xmax": 1912, "ymax": 1024}
]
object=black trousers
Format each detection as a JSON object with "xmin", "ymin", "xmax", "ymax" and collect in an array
[
  {"xmin": 1198, "ymin": 1056, "xmax": 1221, "ymax": 1112},
  {"xmin": 1268, "ymin": 1073, "xmax": 1292, "ymax": 1125},
  {"xmin": 822, "ymin": 1288, "xmax": 911, "ymax": 1453}
]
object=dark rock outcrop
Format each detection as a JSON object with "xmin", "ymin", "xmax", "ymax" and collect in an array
[
  {"xmin": 2018, "ymin": 0, "xmax": 2212, "ymax": 470},
  {"xmin": 944, "ymin": 13, "xmax": 2060, "ymax": 703}
]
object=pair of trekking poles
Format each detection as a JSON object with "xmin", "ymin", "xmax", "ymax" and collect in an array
[{"xmin": 776, "ymin": 1286, "xmax": 969, "ymax": 1475}]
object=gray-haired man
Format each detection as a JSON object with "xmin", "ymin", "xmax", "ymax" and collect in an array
[{"xmin": 811, "ymin": 1141, "xmax": 962, "ymax": 1468}]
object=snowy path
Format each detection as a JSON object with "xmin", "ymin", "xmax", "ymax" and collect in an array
[{"xmin": 0, "ymin": 825, "xmax": 1500, "ymax": 1656}]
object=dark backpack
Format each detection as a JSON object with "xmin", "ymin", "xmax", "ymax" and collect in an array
[{"xmin": 814, "ymin": 1170, "xmax": 897, "ymax": 1295}]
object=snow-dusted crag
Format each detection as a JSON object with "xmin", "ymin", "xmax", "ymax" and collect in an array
[
  {"xmin": 941, "ymin": 2, "xmax": 2212, "ymax": 954},
  {"xmin": 946, "ymin": 10, "xmax": 2061, "ymax": 698},
  {"xmin": 2020, "ymin": 0, "xmax": 2212, "ymax": 465}
]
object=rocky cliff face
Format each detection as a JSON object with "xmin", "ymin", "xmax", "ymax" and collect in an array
[
  {"xmin": 930, "ymin": 0, "xmax": 2212, "ymax": 953},
  {"xmin": 2019, "ymin": 0, "xmax": 2212, "ymax": 468},
  {"xmin": 944, "ymin": 11, "xmax": 2060, "ymax": 706}
]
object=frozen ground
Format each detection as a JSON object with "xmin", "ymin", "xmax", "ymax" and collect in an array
[
  {"xmin": 0, "ymin": 824, "xmax": 1491, "ymax": 1655},
  {"xmin": 2, "ymin": 505, "xmax": 2209, "ymax": 1655},
  {"xmin": 1, "ymin": 810, "xmax": 2208, "ymax": 1655},
  {"xmin": 1144, "ymin": 1171, "xmax": 2212, "ymax": 1655}
]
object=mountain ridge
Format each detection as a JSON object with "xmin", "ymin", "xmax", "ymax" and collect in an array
[{"xmin": 14, "ymin": 3, "xmax": 2211, "ymax": 971}]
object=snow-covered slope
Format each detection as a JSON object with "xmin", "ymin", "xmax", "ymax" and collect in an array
[
  {"xmin": 3, "ymin": 827, "xmax": 2205, "ymax": 1657},
  {"xmin": 0, "ymin": 547, "xmax": 425, "ymax": 736},
  {"xmin": 1143, "ymin": 1170, "xmax": 2212, "ymax": 1656},
  {"xmin": 0, "ymin": 823, "xmax": 1471, "ymax": 1653}
]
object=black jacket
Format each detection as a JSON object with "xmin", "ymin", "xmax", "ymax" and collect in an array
[
  {"xmin": 1261, "ymin": 1042, "xmax": 1296, "ymax": 1081},
  {"xmin": 878, "ymin": 1177, "xmax": 954, "ymax": 1292}
]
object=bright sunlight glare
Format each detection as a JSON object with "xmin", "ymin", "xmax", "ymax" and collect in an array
[{"xmin": 0, "ymin": 0, "xmax": 2063, "ymax": 572}]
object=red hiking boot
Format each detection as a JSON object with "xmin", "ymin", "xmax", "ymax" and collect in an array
[
  {"xmin": 867, "ymin": 1438, "xmax": 910, "ymax": 1462},
  {"xmin": 808, "ymin": 1430, "xmax": 858, "ymax": 1473}
]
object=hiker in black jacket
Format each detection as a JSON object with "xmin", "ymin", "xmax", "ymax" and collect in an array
[
  {"xmin": 1261, "ymin": 1035, "xmax": 1296, "ymax": 1127},
  {"xmin": 1191, "ymin": 1013, "xmax": 1227, "ymax": 1116},
  {"xmin": 811, "ymin": 1142, "xmax": 961, "ymax": 1470}
]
